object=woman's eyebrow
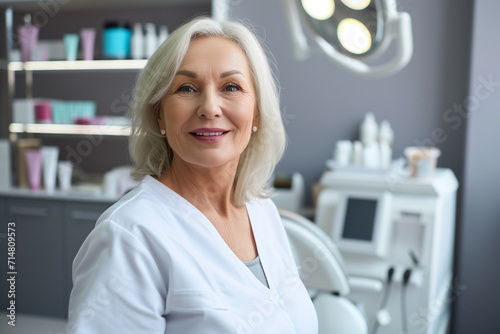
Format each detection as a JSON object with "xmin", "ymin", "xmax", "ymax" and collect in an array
[
  {"xmin": 175, "ymin": 70, "xmax": 197, "ymax": 78},
  {"xmin": 175, "ymin": 70, "xmax": 244, "ymax": 79},
  {"xmin": 221, "ymin": 70, "xmax": 244, "ymax": 78}
]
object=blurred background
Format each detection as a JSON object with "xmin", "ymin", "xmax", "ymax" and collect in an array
[{"xmin": 0, "ymin": 0, "xmax": 498, "ymax": 333}]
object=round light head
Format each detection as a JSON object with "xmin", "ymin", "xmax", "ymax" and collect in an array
[
  {"xmin": 301, "ymin": 0, "xmax": 335, "ymax": 20},
  {"xmin": 337, "ymin": 18, "xmax": 372, "ymax": 54},
  {"xmin": 341, "ymin": 0, "xmax": 371, "ymax": 10},
  {"xmin": 299, "ymin": 0, "xmax": 385, "ymax": 58}
]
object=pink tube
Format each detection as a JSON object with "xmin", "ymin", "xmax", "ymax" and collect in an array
[
  {"xmin": 80, "ymin": 28, "xmax": 96, "ymax": 61},
  {"xmin": 25, "ymin": 149, "xmax": 42, "ymax": 190}
]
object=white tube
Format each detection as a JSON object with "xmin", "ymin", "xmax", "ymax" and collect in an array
[
  {"xmin": 58, "ymin": 161, "xmax": 73, "ymax": 192},
  {"xmin": 41, "ymin": 146, "xmax": 59, "ymax": 193}
]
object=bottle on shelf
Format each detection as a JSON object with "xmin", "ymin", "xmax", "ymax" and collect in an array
[
  {"xmin": 18, "ymin": 13, "xmax": 39, "ymax": 62},
  {"xmin": 360, "ymin": 112, "xmax": 378, "ymax": 146},
  {"xmin": 102, "ymin": 21, "xmax": 132, "ymax": 59},
  {"xmin": 144, "ymin": 23, "xmax": 157, "ymax": 58},
  {"xmin": 158, "ymin": 25, "xmax": 169, "ymax": 47},
  {"xmin": 131, "ymin": 23, "xmax": 144, "ymax": 59},
  {"xmin": 379, "ymin": 120, "xmax": 394, "ymax": 147}
]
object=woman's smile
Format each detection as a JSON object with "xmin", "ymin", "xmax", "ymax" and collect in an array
[{"xmin": 189, "ymin": 128, "xmax": 230, "ymax": 142}]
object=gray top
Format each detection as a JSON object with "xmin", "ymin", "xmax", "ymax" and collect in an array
[{"xmin": 243, "ymin": 255, "xmax": 269, "ymax": 288}]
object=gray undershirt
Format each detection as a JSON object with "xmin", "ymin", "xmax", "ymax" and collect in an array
[{"xmin": 243, "ymin": 256, "xmax": 269, "ymax": 288}]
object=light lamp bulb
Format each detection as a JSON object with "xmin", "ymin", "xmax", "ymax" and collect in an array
[
  {"xmin": 301, "ymin": 0, "xmax": 335, "ymax": 20},
  {"xmin": 337, "ymin": 18, "xmax": 372, "ymax": 54},
  {"xmin": 341, "ymin": 0, "xmax": 371, "ymax": 10}
]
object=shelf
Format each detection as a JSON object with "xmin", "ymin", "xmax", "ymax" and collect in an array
[
  {"xmin": 0, "ymin": 0, "xmax": 208, "ymax": 11},
  {"xmin": 9, "ymin": 123, "xmax": 130, "ymax": 136},
  {"xmin": 8, "ymin": 59, "xmax": 147, "ymax": 72}
]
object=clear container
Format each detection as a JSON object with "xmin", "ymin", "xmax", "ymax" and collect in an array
[{"xmin": 404, "ymin": 146, "xmax": 441, "ymax": 179}]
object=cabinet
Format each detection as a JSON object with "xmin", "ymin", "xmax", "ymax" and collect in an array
[
  {"xmin": 0, "ymin": 195, "xmax": 113, "ymax": 319},
  {"xmin": 2, "ymin": 198, "xmax": 65, "ymax": 318},
  {"xmin": 64, "ymin": 201, "xmax": 110, "ymax": 315},
  {"xmin": 0, "ymin": 199, "xmax": 6, "ymax": 312}
]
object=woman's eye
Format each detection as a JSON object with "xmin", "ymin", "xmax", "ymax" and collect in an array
[
  {"xmin": 224, "ymin": 84, "xmax": 240, "ymax": 92},
  {"xmin": 177, "ymin": 85, "xmax": 195, "ymax": 93}
]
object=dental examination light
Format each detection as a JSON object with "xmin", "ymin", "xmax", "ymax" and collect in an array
[{"xmin": 283, "ymin": 0, "xmax": 413, "ymax": 78}]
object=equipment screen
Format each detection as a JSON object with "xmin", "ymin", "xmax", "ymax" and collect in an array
[{"xmin": 341, "ymin": 198, "xmax": 378, "ymax": 241}]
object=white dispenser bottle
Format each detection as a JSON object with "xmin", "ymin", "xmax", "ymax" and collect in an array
[
  {"xmin": 379, "ymin": 120, "xmax": 394, "ymax": 147},
  {"xmin": 352, "ymin": 141, "xmax": 363, "ymax": 165},
  {"xmin": 360, "ymin": 112, "xmax": 378, "ymax": 146},
  {"xmin": 131, "ymin": 23, "xmax": 144, "ymax": 59},
  {"xmin": 144, "ymin": 23, "xmax": 157, "ymax": 58},
  {"xmin": 379, "ymin": 141, "xmax": 392, "ymax": 169},
  {"xmin": 157, "ymin": 25, "xmax": 169, "ymax": 47}
]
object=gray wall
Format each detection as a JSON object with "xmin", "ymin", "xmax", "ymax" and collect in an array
[
  {"xmin": 231, "ymin": 0, "xmax": 472, "ymax": 206},
  {"xmin": 454, "ymin": 1, "xmax": 500, "ymax": 333},
  {"xmin": 231, "ymin": 0, "xmax": 481, "ymax": 332}
]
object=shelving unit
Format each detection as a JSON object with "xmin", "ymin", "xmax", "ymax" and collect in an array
[
  {"xmin": 0, "ymin": 0, "xmax": 216, "ymax": 181},
  {"xmin": 8, "ymin": 59, "xmax": 147, "ymax": 71},
  {"xmin": 9, "ymin": 123, "xmax": 130, "ymax": 136},
  {"xmin": 7, "ymin": 60, "xmax": 141, "ymax": 137}
]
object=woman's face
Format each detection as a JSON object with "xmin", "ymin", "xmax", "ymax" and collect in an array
[{"xmin": 158, "ymin": 36, "xmax": 259, "ymax": 170}]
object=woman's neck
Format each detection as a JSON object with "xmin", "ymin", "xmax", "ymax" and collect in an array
[{"xmin": 158, "ymin": 157, "xmax": 240, "ymax": 216}]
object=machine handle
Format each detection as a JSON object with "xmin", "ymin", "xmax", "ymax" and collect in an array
[{"xmin": 349, "ymin": 277, "xmax": 383, "ymax": 292}]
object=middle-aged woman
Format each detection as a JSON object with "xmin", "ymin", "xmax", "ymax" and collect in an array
[{"xmin": 67, "ymin": 17, "xmax": 318, "ymax": 333}]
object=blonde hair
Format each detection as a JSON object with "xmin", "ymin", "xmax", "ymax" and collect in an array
[{"xmin": 129, "ymin": 17, "xmax": 286, "ymax": 206}]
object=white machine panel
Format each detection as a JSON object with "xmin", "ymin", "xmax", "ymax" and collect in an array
[
  {"xmin": 316, "ymin": 168, "xmax": 458, "ymax": 334},
  {"xmin": 328, "ymin": 190, "xmax": 392, "ymax": 257}
]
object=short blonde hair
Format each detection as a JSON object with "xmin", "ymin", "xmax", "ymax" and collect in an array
[{"xmin": 129, "ymin": 17, "xmax": 286, "ymax": 206}]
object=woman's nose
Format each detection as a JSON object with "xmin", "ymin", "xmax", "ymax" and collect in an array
[{"xmin": 197, "ymin": 89, "xmax": 221, "ymax": 119}]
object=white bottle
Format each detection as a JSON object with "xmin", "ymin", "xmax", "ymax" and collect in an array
[
  {"xmin": 360, "ymin": 112, "xmax": 378, "ymax": 146},
  {"xmin": 144, "ymin": 23, "xmax": 157, "ymax": 58},
  {"xmin": 379, "ymin": 141, "xmax": 392, "ymax": 169},
  {"xmin": 334, "ymin": 140, "xmax": 352, "ymax": 167},
  {"xmin": 363, "ymin": 142, "xmax": 380, "ymax": 169},
  {"xmin": 157, "ymin": 25, "xmax": 169, "ymax": 47},
  {"xmin": 131, "ymin": 23, "xmax": 144, "ymax": 59},
  {"xmin": 379, "ymin": 120, "xmax": 394, "ymax": 147},
  {"xmin": 352, "ymin": 141, "xmax": 363, "ymax": 165}
]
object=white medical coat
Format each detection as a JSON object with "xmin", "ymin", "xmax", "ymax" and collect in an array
[{"xmin": 67, "ymin": 176, "xmax": 318, "ymax": 333}]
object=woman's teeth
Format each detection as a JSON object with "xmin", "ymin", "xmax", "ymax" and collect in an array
[{"xmin": 195, "ymin": 132, "xmax": 224, "ymax": 136}]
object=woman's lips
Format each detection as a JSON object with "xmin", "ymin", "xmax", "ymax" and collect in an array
[{"xmin": 189, "ymin": 128, "xmax": 229, "ymax": 142}]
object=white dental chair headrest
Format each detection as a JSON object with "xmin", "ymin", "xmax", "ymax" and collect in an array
[{"xmin": 280, "ymin": 210, "xmax": 351, "ymax": 295}]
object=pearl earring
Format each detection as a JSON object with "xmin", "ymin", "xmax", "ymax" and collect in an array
[
  {"xmin": 252, "ymin": 126, "xmax": 258, "ymax": 133},
  {"xmin": 160, "ymin": 129, "xmax": 166, "ymax": 135}
]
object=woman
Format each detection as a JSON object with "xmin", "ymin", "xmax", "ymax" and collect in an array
[{"xmin": 67, "ymin": 17, "xmax": 318, "ymax": 333}]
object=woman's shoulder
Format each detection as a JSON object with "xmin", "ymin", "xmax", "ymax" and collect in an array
[
  {"xmin": 247, "ymin": 196, "xmax": 278, "ymax": 210},
  {"xmin": 247, "ymin": 196, "xmax": 282, "ymax": 219},
  {"xmin": 247, "ymin": 196, "xmax": 285, "ymax": 234},
  {"xmin": 96, "ymin": 175, "xmax": 190, "ymax": 234}
]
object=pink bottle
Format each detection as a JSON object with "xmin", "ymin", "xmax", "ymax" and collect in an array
[
  {"xmin": 17, "ymin": 14, "xmax": 39, "ymax": 62},
  {"xmin": 35, "ymin": 102, "xmax": 52, "ymax": 123}
]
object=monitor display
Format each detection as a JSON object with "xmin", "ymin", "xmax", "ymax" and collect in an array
[{"xmin": 341, "ymin": 198, "xmax": 378, "ymax": 241}]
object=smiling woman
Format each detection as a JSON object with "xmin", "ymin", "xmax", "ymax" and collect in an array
[
  {"xmin": 156, "ymin": 37, "xmax": 259, "ymax": 174},
  {"xmin": 129, "ymin": 18, "xmax": 286, "ymax": 206},
  {"xmin": 67, "ymin": 17, "xmax": 318, "ymax": 334}
]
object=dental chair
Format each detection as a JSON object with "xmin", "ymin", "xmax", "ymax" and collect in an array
[{"xmin": 280, "ymin": 210, "xmax": 367, "ymax": 334}]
